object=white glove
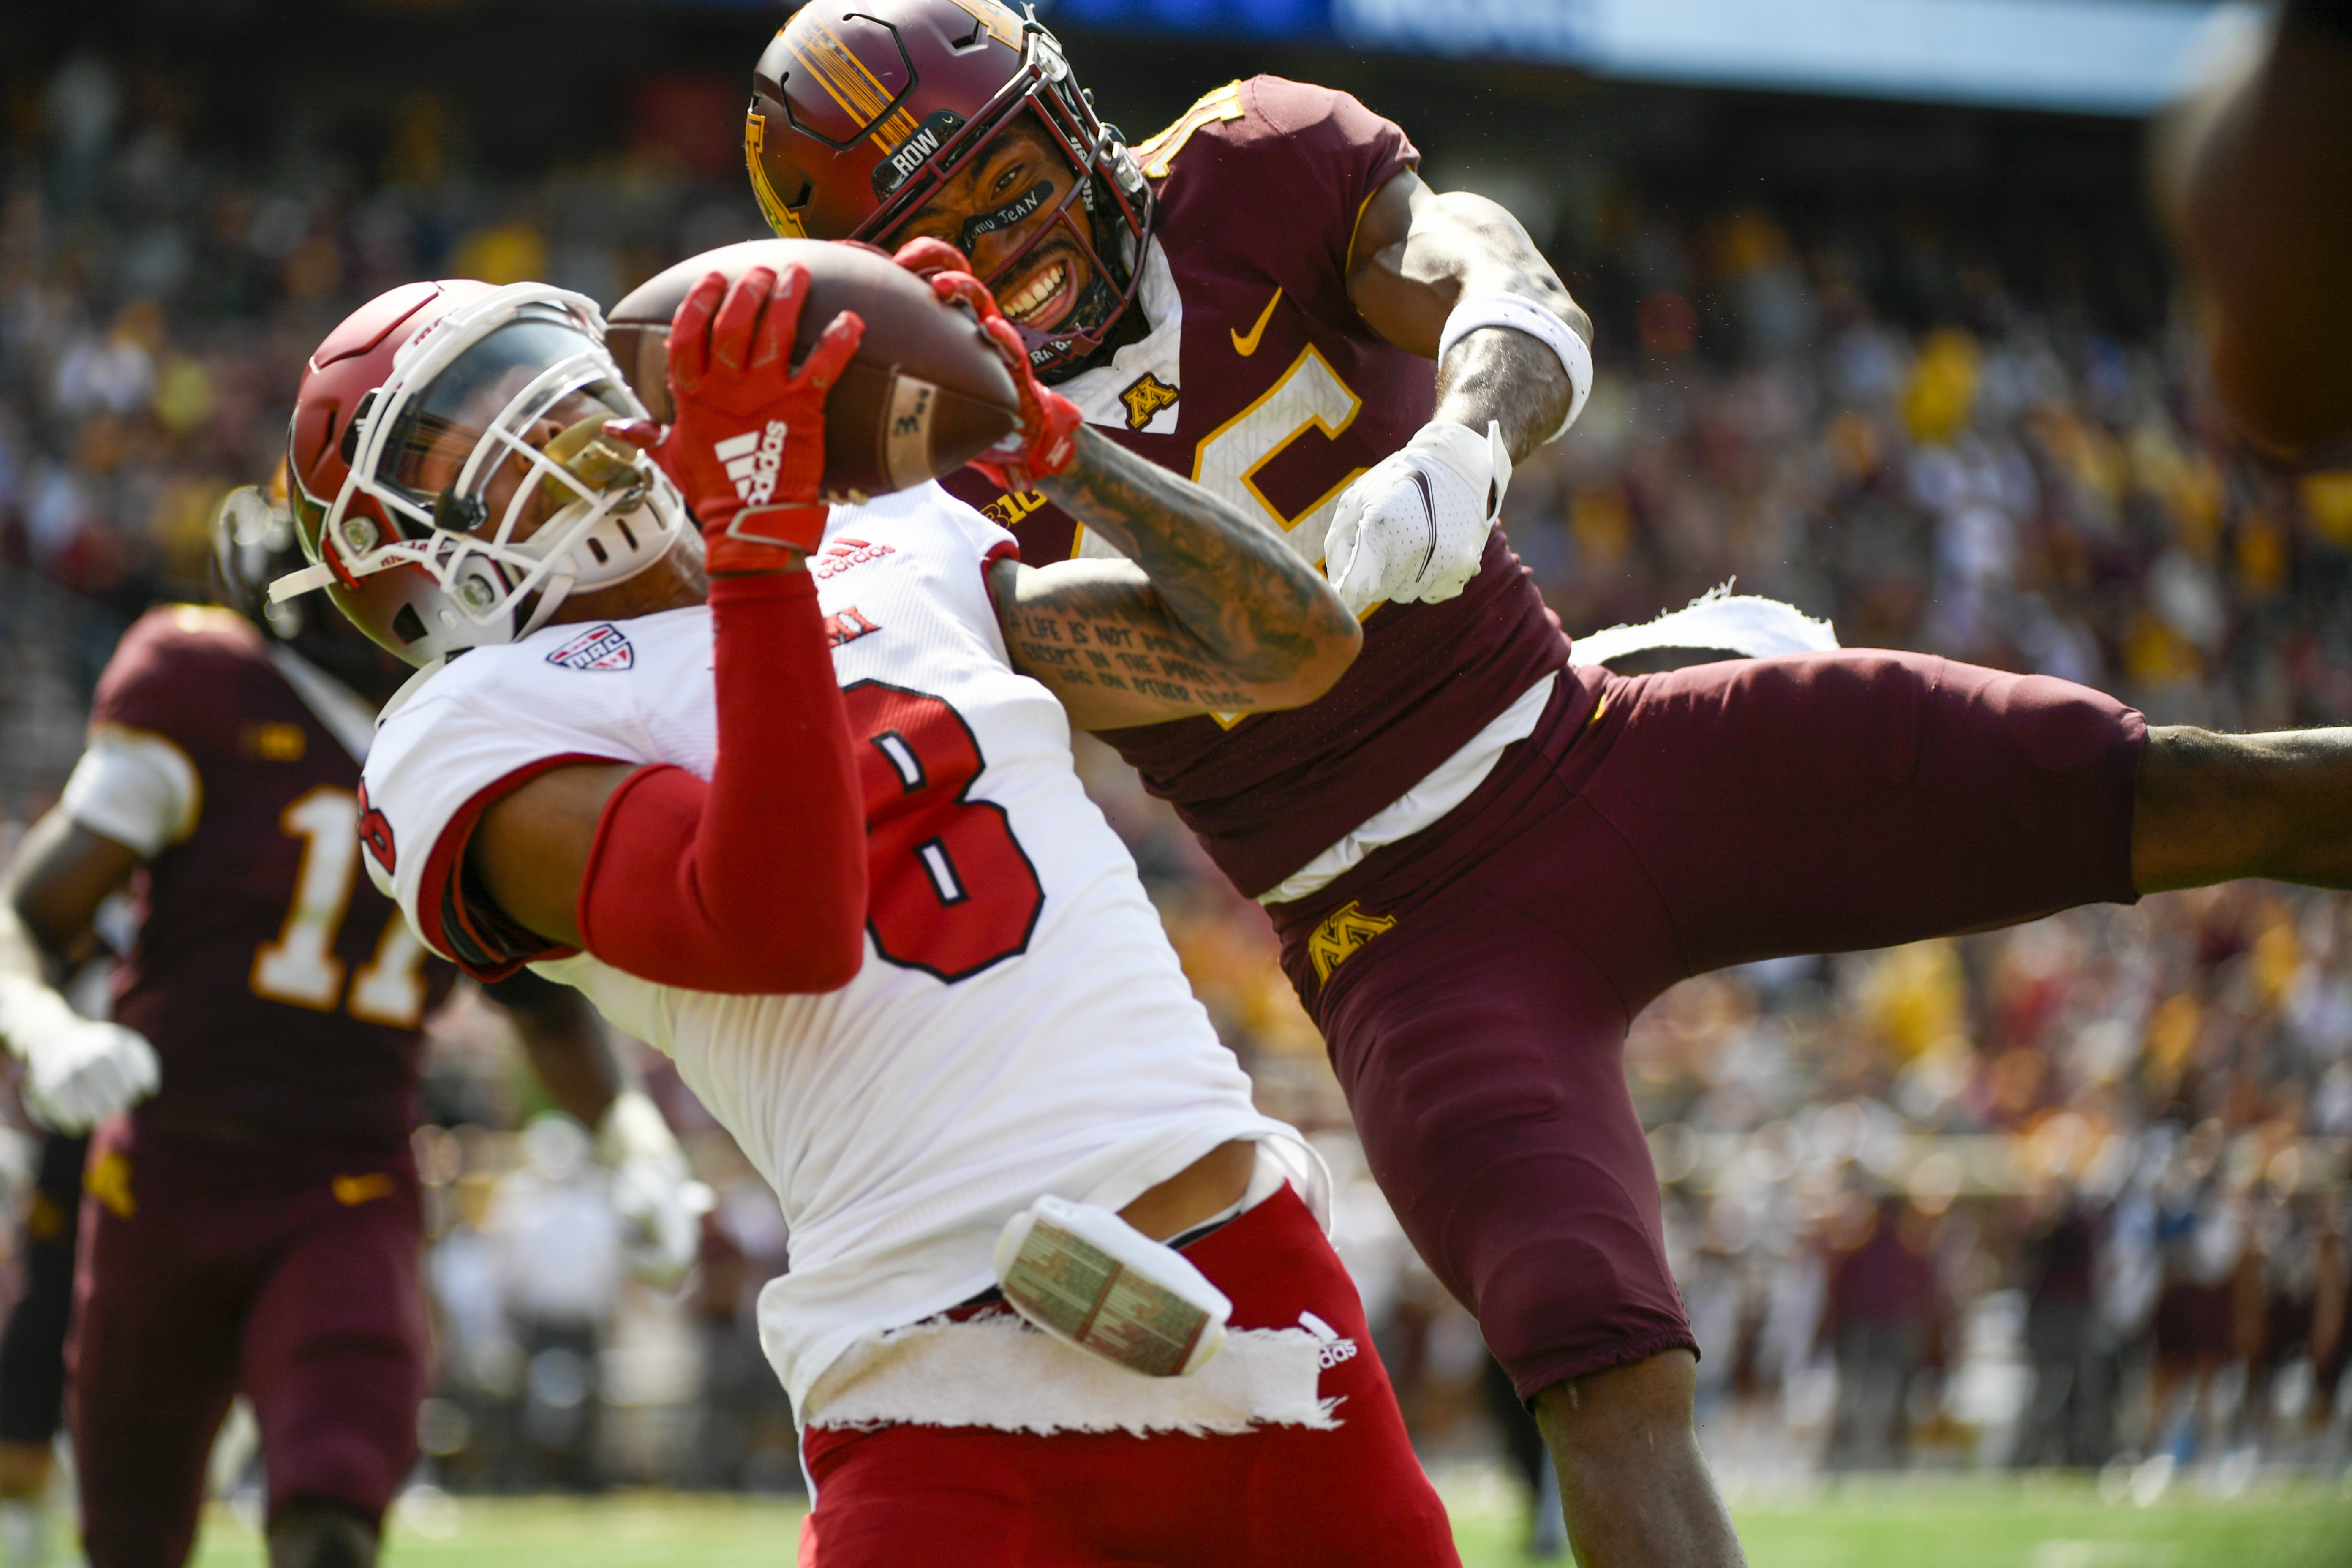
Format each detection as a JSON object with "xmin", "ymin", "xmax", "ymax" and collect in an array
[
  {"xmin": 1323, "ymin": 420, "xmax": 1512, "ymax": 617},
  {"xmin": 0, "ymin": 978, "xmax": 159, "ymax": 1133},
  {"xmin": 596, "ymin": 1089, "xmax": 712, "ymax": 1291}
]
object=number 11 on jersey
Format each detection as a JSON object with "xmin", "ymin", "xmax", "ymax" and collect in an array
[{"xmin": 250, "ymin": 785, "xmax": 430, "ymax": 1026}]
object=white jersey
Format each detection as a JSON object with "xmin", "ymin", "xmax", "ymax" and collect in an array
[{"xmin": 362, "ymin": 485, "xmax": 1296, "ymax": 1411}]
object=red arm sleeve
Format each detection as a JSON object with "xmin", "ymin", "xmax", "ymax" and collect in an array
[{"xmin": 574, "ymin": 569, "xmax": 868, "ymax": 994}]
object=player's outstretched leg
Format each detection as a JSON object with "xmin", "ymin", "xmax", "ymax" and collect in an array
[
  {"xmin": 267, "ymin": 1503, "xmax": 376, "ymax": 1568},
  {"xmin": 2134, "ymin": 725, "xmax": 2352, "ymax": 892},
  {"xmin": 1531, "ymin": 1353, "xmax": 1743, "ymax": 1568}
]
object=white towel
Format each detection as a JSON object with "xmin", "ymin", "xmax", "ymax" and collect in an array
[
  {"xmin": 803, "ymin": 1312, "xmax": 1341, "ymax": 1437},
  {"xmin": 1571, "ymin": 581, "xmax": 1839, "ymax": 667}
]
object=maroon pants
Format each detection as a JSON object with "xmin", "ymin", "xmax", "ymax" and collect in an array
[
  {"xmin": 70, "ymin": 1117, "xmax": 427, "ymax": 1566},
  {"xmin": 1273, "ymin": 651, "xmax": 2144, "ymax": 1399},
  {"xmin": 799, "ymin": 1185, "xmax": 1459, "ymax": 1568}
]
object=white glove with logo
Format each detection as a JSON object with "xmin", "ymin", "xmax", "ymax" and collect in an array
[
  {"xmin": 1323, "ymin": 420, "xmax": 1512, "ymax": 618},
  {"xmin": 0, "ymin": 978, "xmax": 159, "ymax": 1133},
  {"xmin": 596, "ymin": 1089, "xmax": 713, "ymax": 1291}
]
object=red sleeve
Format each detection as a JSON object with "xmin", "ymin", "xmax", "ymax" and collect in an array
[
  {"xmin": 406, "ymin": 757, "xmax": 613, "ymax": 983},
  {"xmin": 575, "ymin": 569, "xmax": 868, "ymax": 995}
]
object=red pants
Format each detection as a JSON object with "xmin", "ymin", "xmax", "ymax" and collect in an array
[
  {"xmin": 70, "ymin": 1116, "xmax": 427, "ymax": 1566},
  {"xmin": 1273, "ymin": 652, "xmax": 2145, "ymax": 1399},
  {"xmin": 799, "ymin": 1185, "xmax": 1459, "ymax": 1567}
]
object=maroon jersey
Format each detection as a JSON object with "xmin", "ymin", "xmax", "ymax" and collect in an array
[
  {"xmin": 944, "ymin": 76, "xmax": 1572, "ymax": 899},
  {"xmin": 89, "ymin": 608, "xmax": 456, "ymax": 1145}
]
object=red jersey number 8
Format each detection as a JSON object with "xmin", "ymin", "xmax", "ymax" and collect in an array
[{"xmin": 843, "ymin": 682, "xmax": 1043, "ymax": 982}]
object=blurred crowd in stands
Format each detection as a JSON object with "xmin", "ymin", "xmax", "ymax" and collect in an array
[{"xmin": 0, "ymin": 46, "xmax": 2347, "ymax": 1515}]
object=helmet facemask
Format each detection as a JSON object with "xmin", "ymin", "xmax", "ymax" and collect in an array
[
  {"xmin": 276, "ymin": 285, "xmax": 687, "ymax": 666},
  {"xmin": 856, "ymin": 28, "xmax": 1149, "ymax": 381}
]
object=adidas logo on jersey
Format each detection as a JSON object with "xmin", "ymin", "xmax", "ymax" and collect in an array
[
  {"xmin": 545, "ymin": 623, "xmax": 635, "ymax": 672},
  {"xmin": 812, "ymin": 536, "xmax": 896, "ymax": 581},
  {"xmin": 714, "ymin": 421, "xmax": 789, "ymax": 508},
  {"xmin": 1298, "ymin": 1310, "xmax": 1358, "ymax": 1371}
]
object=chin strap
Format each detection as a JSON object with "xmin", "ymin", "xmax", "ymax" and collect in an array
[
  {"xmin": 517, "ymin": 559, "xmax": 578, "ymax": 640},
  {"xmin": 269, "ymin": 561, "xmax": 337, "ymax": 604}
]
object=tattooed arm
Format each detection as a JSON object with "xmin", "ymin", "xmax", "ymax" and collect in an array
[
  {"xmin": 1347, "ymin": 170, "xmax": 1590, "ymax": 463},
  {"xmin": 987, "ymin": 427, "xmax": 1361, "ymax": 730}
]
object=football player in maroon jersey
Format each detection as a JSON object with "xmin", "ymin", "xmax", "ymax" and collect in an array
[
  {"xmin": 0, "ymin": 490, "xmax": 706, "ymax": 1568},
  {"xmin": 751, "ymin": 4, "xmax": 2352, "ymax": 1562}
]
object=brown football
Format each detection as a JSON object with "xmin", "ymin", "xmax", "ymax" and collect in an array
[{"xmin": 606, "ymin": 239, "xmax": 1018, "ymax": 504}]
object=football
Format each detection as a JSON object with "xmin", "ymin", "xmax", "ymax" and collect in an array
[{"xmin": 607, "ymin": 239, "xmax": 1020, "ymax": 504}]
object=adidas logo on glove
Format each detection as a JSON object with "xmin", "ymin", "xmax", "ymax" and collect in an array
[{"xmin": 714, "ymin": 421, "xmax": 790, "ymax": 507}]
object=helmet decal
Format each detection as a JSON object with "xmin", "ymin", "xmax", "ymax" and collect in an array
[
  {"xmin": 783, "ymin": 13, "xmax": 919, "ymax": 150},
  {"xmin": 745, "ymin": 114, "xmax": 810, "ymax": 239},
  {"xmin": 942, "ymin": 0, "xmax": 1024, "ymax": 49},
  {"xmin": 873, "ymin": 108, "xmax": 967, "ymax": 201}
]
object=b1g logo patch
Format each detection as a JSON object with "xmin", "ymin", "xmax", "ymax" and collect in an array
[{"xmin": 546, "ymin": 624, "xmax": 635, "ymax": 672}]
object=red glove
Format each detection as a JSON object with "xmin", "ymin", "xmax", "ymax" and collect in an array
[
  {"xmin": 610, "ymin": 264, "xmax": 863, "ymax": 572},
  {"xmin": 887, "ymin": 240, "xmax": 1082, "ymax": 494},
  {"xmin": 889, "ymin": 236, "xmax": 966, "ymax": 280}
]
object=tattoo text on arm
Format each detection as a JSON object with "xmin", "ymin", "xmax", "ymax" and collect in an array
[
  {"xmin": 1026, "ymin": 432, "xmax": 1349, "ymax": 707},
  {"xmin": 1000, "ymin": 579, "xmax": 1257, "ymax": 712}
]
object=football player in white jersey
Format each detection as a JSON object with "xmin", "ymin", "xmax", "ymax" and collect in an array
[{"xmin": 272, "ymin": 257, "xmax": 1464, "ymax": 1565}]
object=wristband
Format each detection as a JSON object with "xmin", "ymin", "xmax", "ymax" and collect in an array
[{"xmin": 1438, "ymin": 294, "xmax": 1594, "ymax": 443}]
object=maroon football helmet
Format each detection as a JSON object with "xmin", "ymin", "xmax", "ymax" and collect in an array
[{"xmin": 744, "ymin": 0, "xmax": 1151, "ymax": 380}]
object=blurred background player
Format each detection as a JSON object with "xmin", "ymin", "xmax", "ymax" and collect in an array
[
  {"xmin": 0, "ymin": 485, "xmax": 705, "ymax": 1568},
  {"xmin": 2158, "ymin": 0, "xmax": 2352, "ymax": 463},
  {"xmin": 0, "ymin": 1130, "xmax": 87, "ymax": 1565}
]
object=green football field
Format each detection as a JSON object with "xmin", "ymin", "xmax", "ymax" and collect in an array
[{"xmin": 185, "ymin": 1474, "xmax": 2352, "ymax": 1567}]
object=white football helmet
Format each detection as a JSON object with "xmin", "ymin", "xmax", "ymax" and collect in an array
[{"xmin": 274, "ymin": 280, "xmax": 688, "ymax": 666}]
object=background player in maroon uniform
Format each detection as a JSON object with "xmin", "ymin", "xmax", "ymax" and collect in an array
[
  {"xmin": 0, "ymin": 491, "xmax": 705, "ymax": 1568},
  {"xmin": 749, "ymin": 4, "xmax": 2352, "ymax": 1562},
  {"xmin": 0, "ymin": 1130, "xmax": 87, "ymax": 1563}
]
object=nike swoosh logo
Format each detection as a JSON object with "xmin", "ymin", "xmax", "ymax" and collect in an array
[
  {"xmin": 1407, "ymin": 469, "xmax": 1438, "ymax": 578},
  {"xmin": 1231, "ymin": 287, "xmax": 1282, "ymax": 357}
]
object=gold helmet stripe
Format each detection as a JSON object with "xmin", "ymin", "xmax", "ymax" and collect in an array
[
  {"xmin": 743, "ymin": 112, "xmax": 808, "ymax": 240},
  {"xmin": 789, "ymin": 19, "xmax": 920, "ymax": 152},
  {"xmin": 941, "ymin": 0, "xmax": 1024, "ymax": 49}
]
